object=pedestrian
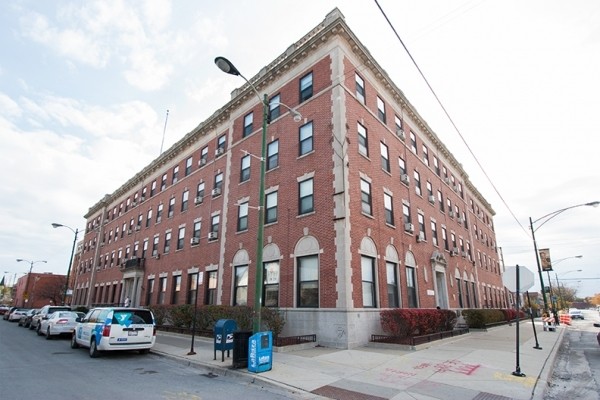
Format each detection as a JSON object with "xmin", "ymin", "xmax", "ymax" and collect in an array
[{"xmin": 124, "ymin": 296, "xmax": 130, "ymax": 307}]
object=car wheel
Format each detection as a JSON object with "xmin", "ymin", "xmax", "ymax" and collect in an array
[
  {"xmin": 139, "ymin": 348, "xmax": 150, "ymax": 355},
  {"xmin": 46, "ymin": 327, "xmax": 52, "ymax": 340},
  {"xmin": 37, "ymin": 325, "xmax": 43, "ymax": 336},
  {"xmin": 71, "ymin": 333, "xmax": 79, "ymax": 349},
  {"xmin": 89, "ymin": 339, "xmax": 100, "ymax": 358}
]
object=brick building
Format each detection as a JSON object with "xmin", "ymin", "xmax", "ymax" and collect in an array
[
  {"xmin": 13, "ymin": 273, "xmax": 66, "ymax": 309},
  {"xmin": 75, "ymin": 9, "xmax": 506, "ymax": 348}
]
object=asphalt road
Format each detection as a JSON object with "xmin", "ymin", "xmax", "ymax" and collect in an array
[
  {"xmin": 544, "ymin": 309, "xmax": 600, "ymax": 400},
  {"xmin": 0, "ymin": 317, "xmax": 304, "ymax": 400}
]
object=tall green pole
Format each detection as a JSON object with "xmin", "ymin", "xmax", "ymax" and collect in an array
[
  {"xmin": 253, "ymin": 94, "xmax": 268, "ymax": 334},
  {"xmin": 530, "ymin": 217, "xmax": 549, "ymax": 316}
]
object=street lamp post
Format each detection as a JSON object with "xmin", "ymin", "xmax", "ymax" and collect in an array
[
  {"xmin": 215, "ymin": 56, "xmax": 301, "ymax": 333},
  {"xmin": 16, "ymin": 259, "xmax": 47, "ymax": 307},
  {"xmin": 530, "ymin": 201, "xmax": 598, "ymax": 318},
  {"xmin": 52, "ymin": 223, "xmax": 79, "ymax": 305}
]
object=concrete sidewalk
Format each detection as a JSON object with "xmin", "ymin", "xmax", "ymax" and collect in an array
[{"xmin": 151, "ymin": 319, "xmax": 565, "ymax": 400}]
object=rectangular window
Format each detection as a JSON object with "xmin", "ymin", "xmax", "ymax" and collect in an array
[
  {"xmin": 217, "ymin": 134, "xmax": 226, "ymax": 154},
  {"xmin": 299, "ymin": 178, "xmax": 314, "ymax": 215},
  {"xmin": 181, "ymin": 190, "xmax": 189, "ymax": 212},
  {"xmin": 267, "ymin": 139, "xmax": 279, "ymax": 170},
  {"xmin": 158, "ymin": 277, "xmax": 167, "ymax": 305},
  {"xmin": 171, "ymin": 275, "xmax": 181, "ymax": 304},
  {"xmin": 297, "ymin": 255, "xmax": 318, "ymax": 307},
  {"xmin": 426, "ymin": 181, "xmax": 433, "ymax": 199},
  {"xmin": 414, "ymin": 170, "xmax": 422, "ymax": 196},
  {"xmin": 152, "ymin": 236, "xmax": 159, "ymax": 257},
  {"xmin": 238, "ymin": 201, "xmax": 249, "ymax": 231},
  {"xmin": 210, "ymin": 215, "xmax": 220, "ymax": 239},
  {"xmin": 418, "ymin": 213, "xmax": 426, "ymax": 240},
  {"xmin": 361, "ymin": 256, "xmax": 376, "ymax": 307},
  {"xmin": 422, "ymin": 145, "xmax": 429, "ymax": 166},
  {"xmin": 431, "ymin": 220, "xmax": 438, "ymax": 247},
  {"xmin": 398, "ymin": 156, "xmax": 407, "ymax": 176},
  {"xmin": 146, "ymin": 278, "xmax": 154, "ymax": 306},
  {"xmin": 196, "ymin": 182, "xmax": 205, "ymax": 199},
  {"xmin": 172, "ymin": 165, "xmax": 179, "ymax": 184},
  {"xmin": 161, "ymin": 173, "xmax": 168, "ymax": 191},
  {"xmin": 142, "ymin": 239, "xmax": 148, "ymax": 259},
  {"xmin": 299, "ymin": 72, "xmax": 313, "ymax": 102},
  {"xmin": 185, "ymin": 156, "xmax": 193, "ymax": 176},
  {"xmin": 192, "ymin": 220, "xmax": 201, "ymax": 241},
  {"xmin": 213, "ymin": 173, "xmax": 223, "ymax": 195},
  {"xmin": 377, "ymin": 96, "xmax": 386, "ymax": 123},
  {"xmin": 433, "ymin": 156, "xmax": 440, "ymax": 176},
  {"xmin": 457, "ymin": 278, "xmax": 464, "ymax": 308},
  {"xmin": 406, "ymin": 267, "xmax": 418, "ymax": 308},
  {"xmin": 200, "ymin": 146, "xmax": 208, "ymax": 166},
  {"xmin": 442, "ymin": 227, "xmax": 449, "ymax": 251},
  {"xmin": 355, "ymin": 73, "xmax": 365, "ymax": 104},
  {"xmin": 150, "ymin": 180, "xmax": 157, "ymax": 196},
  {"xmin": 410, "ymin": 131, "xmax": 417, "ymax": 154},
  {"xmin": 299, "ymin": 121, "xmax": 313, "ymax": 156},
  {"xmin": 386, "ymin": 262, "xmax": 399, "ymax": 308},
  {"xmin": 263, "ymin": 261, "xmax": 280, "ymax": 307},
  {"xmin": 384, "ymin": 192, "xmax": 394, "ymax": 225},
  {"xmin": 471, "ymin": 282, "xmax": 478, "ymax": 308},
  {"xmin": 168, "ymin": 197, "xmax": 175, "ymax": 218},
  {"xmin": 380, "ymin": 142, "xmax": 390, "ymax": 172},
  {"xmin": 240, "ymin": 154, "xmax": 251, "ymax": 182},
  {"xmin": 206, "ymin": 271, "xmax": 217, "ymax": 305},
  {"xmin": 243, "ymin": 112, "xmax": 253, "ymax": 137},
  {"xmin": 164, "ymin": 231, "xmax": 171, "ymax": 254},
  {"xmin": 269, "ymin": 94, "xmax": 280, "ymax": 121},
  {"xmin": 358, "ymin": 122, "xmax": 368, "ymax": 156},
  {"xmin": 438, "ymin": 191, "xmax": 444, "ymax": 212},
  {"xmin": 177, "ymin": 226, "xmax": 185, "ymax": 250},
  {"xmin": 233, "ymin": 265, "xmax": 248, "ymax": 306},
  {"xmin": 146, "ymin": 209, "xmax": 152, "ymax": 227},
  {"xmin": 360, "ymin": 179, "xmax": 372, "ymax": 215},
  {"xmin": 403, "ymin": 203, "xmax": 411, "ymax": 225},
  {"xmin": 265, "ymin": 191, "xmax": 278, "ymax": 224},
  {"xmin": 187, "ymin": 273, "xmax": 198, "ymax": 304}
]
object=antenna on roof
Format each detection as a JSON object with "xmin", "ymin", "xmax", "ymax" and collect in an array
[{"xmin": 159, "ymin": 109, "xmax": 169, "ymax": 155}]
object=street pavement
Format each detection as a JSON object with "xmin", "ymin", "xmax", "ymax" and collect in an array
[{"xmin": 152, "ymin": 318, "xmax": 566, "ymax": 400}]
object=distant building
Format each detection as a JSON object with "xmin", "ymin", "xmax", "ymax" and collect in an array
[
  {"xmin": 75, "ymin": 8, "xmax": 505, "ymax": 348},
  {"xmin": 13, "ymin": 273, "xmax": 66, "ymax": 308}
]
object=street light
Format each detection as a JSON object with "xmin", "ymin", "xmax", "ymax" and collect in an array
[
  {"xmin": 529, "ymin": 201, "xmax": 599, "ymax": 318},
  {"xmin": 215, "ymin": 56, "xmax": 301, "ymax": 333},
  {"xmin": 16, "ymin": 259, "xmax": 47, "ymax": 307},
  {"xmin": 52, "ymin": 223, "xmax": 79, "ymax": 305}
]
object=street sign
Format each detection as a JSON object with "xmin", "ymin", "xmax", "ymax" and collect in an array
[{"xmin": 502, "ymin": 266, "xmax": 535, "ymax": 292}]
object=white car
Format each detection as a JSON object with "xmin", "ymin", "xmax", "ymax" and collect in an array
[
  {"xmin": 568, "ymin": 309, "xmax": 584, "ymax": 320},
  {"xmin": 39, "ymin": 311, "xmax": 80, "ymax": 339},
  {"xmin": 8, "ymin": 308, "xmax": 30, "ymax": 322},
  {"xmin": 71, "ymin": 307, "xmax": 156, "ymax": 358}
]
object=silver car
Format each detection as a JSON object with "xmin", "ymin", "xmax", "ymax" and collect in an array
[{"xmin": 38, "ymin": 311, "xmax": 80, "ymax": 339}]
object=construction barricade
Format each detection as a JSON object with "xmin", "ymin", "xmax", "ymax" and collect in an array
[
  {"xmin": 543, "ymin": 316, "xmax": 556, "ymax": 331},
  {"xmin": 559, "ymin": 313, "xmax": 572, "ymax": 326}
]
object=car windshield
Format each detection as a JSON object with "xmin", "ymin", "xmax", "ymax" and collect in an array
[{"xmin": 56, "ymin": 312, "xmax": 77, "ymax": 318}]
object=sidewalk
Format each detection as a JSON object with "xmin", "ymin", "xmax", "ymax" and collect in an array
[{"xmin": 151, "ymin": 319, "xmax": 565, "ymax": 400}]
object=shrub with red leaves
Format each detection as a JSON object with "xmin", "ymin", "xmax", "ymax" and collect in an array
[{"xmin": 380, "ymin": 309, "xmax": 457, "ymax": 338}]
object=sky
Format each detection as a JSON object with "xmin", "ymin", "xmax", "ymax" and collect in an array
[{"xmin": 1, "ymin": 0, "xmax": 599, "ymax": 299}]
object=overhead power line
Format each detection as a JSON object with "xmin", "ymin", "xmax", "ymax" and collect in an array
[{"xmin": 373, "ymin": 0, "xmax": 528, "ymax": 237}]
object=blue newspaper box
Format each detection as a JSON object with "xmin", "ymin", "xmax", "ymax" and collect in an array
[
  {"xmin": 248, "ymin": 331, "xmax": 273, "ymax": 373},
  {"xmin": 214, "ymin": 319, "xmax": 237, "ymax": 362}
]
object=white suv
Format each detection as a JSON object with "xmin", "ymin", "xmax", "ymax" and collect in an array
[{"xmin": 71, "ymin": 307, "xmax": 156, "ymax": 358}]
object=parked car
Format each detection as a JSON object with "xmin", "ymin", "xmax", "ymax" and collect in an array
[
  {"xmin": 30, "ymin": 305, "xmax": 72, "ymax": 332},
  {"xmin": 18, "ymin": 309, "xmax": 38, "ymax": 327},
  {"xmin": 38, "ymin": 311, "xmax": 80, "ymax": 339},
  {"xmin": 8, "ymin": 308, "xmax": 30, "ymax": 322},
  {"xmin": 3, "ymin": 307, "xmax": 17, "ymax": 320},
  {"xmin": 0, "ymin": 305, "xmax": 10, "ymax": 315},
  {"xmin": 569, "ymin": 309, "xmax": 584, "ymax": 320},
  {"xmin": 71, "ymin": 307, "xmax": 156, "ymax": 358}
]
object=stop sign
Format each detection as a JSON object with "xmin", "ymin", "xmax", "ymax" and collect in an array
[{"xmin": 502, "ymin": 265, "xmax": 535, "ymax": 292}]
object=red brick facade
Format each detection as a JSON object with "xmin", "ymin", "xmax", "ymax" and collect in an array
[{"xmin": 74, "ymin": 9, "xmax": 506, "ymax": 348}]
